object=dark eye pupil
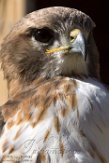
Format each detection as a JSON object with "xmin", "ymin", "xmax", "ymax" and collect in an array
[{"xmin": 33, "ymin": 27, "xmax": 53, "ymax": 43}]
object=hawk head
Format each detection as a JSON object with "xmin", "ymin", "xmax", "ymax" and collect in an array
[{"xmin": 0, "ymin": 7, "xmax": 100, "ymax": 95}]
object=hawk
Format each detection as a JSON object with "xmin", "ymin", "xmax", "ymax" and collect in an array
[{"xmin": 0, "ymin": 6, "xmax": 109, "ymax": 163}]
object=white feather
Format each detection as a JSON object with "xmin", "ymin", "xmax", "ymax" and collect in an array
[{"xmin": 0, "ymin": 78, "xmax": 109, "ymax": 162}]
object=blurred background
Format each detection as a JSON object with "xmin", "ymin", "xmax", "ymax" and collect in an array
[{"xmin": 0, "ymin": 0, "xmax": 109, "ymax": 105}]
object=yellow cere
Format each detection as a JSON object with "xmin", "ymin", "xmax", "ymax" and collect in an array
[
  {"xmin": 45, "ymin": 29, "xmax": 80, "ymax": 54},
  {"xmin": 46, "ymin": 46, "xmax": 70, "ymax": 54},
  {"xmin": 70, "ymin": 29, "xmax": 80, "ymax": 43}
]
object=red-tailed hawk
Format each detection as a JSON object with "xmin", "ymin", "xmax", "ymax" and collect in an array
[{"xmin": 0, "ymin": 7, "xmax": 109, "ymax": 163}]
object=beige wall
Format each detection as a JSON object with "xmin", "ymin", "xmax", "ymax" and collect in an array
[
  {"xmin": 0, "ymin": 64, "xmax": 8, "ymax": 106},
  {"xmin": 0, "ymin": 0, "xmax": 26, "ymax": 105}
]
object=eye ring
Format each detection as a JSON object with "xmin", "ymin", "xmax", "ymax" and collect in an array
[{"xmin": 32, "ymin": 27, "xmax": 54, "ymax": 43}]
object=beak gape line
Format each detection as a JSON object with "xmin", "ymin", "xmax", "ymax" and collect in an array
[
  {"xmin": 45, "ymin": 31, "xmax": 86, "ymax": 58},
  {"xmin": 45, "ymin": 46, "xmax": 70, "ymax": 54}
]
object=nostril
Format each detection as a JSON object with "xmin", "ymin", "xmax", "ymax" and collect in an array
[{"xmin": 70, "ymin": 36, "xmax": 75, "ymax": 40}]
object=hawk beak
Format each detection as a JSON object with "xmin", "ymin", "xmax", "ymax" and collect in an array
[
  {"xmin": 71, "ymin": 32, "xmax": 85, "ymax": 57},
  {"xmin": 46, "ymin": 32, "xmax": 86, "ymax": 57}
]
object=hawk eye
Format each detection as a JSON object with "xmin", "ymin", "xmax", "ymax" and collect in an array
[{"xmin": 32, "ymin": 27, "xmax": 54, "ymax": 43}]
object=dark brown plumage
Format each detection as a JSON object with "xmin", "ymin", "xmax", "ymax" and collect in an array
[
  {"xmin": 1, "ymin": 7, "xmax": 108, "ymax": 163},
  {"xmin": 0, "ymin": 7, "xmax": 100, "ymax": 98}
]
